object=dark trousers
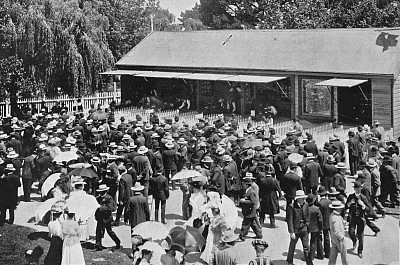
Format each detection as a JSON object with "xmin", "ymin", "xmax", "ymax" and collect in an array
[
  {"xmin": 371, "ymin": 189, "xmax": 385, "ymax": 213},
  {"xmin": 22, "ymin": 178, "xmax": 33, "ymax": 202},
  {"xmin": 310, "ymin": 231, "xmax": 324, "ymax": 260},
  {"xmin": 287, "ymin": 230, "xmax": 312, "ymax": 264},
  {"xmin": 154, "ymin": 199, "xmax": 166, "ymax": 223},
  {"xmin": 96, "ymin": 222, "xmax": 120, "ymax": 247},
  {"xmin": 240, "ymin": 217, "xmax": 263, "ymax": 238},
  {"xmin": 348, "ymin": 217, "xmax": 365, "ymax": 254},
  {"xmin": 165, "ymin": 169, "xmax": 177, "ymax": 189},
  {"xmin": 365, "ymin": 217, "xmax": 380, "ymax": 233},
  {"xmin": 349, "ymin": 156, "xmax": 359, "ymax": 176},
  {"xmin": 259, "ymin": 208, "xmax": 276, "ymax": 227},
  {"xmin": 140, "ymin": 179, "xmax": 149, "ymax": 198},
  {"xmin": 115, "ymin": 203, "xmax": 129, "ymax": 223},
  {"xmin": 0, "ymin": 204, "xmax": 15, "ymax": 225},
  {"xmin": 182, "ymin": 192, "xmax": 191, "ymax": 221},
  {"xmin": 322, "ymin": 228, "xmax": 331, "ymax": 258}
]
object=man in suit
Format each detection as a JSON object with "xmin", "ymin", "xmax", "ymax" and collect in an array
[
  {"xmin": 346, "ymin": 181, "xmax": 370, "ymax": 259},
  {"xmin": 333, "ymin": 163, "xmax": 347, "ymax": 197},
  {"xmin": 223, "ymin": 154, "xmax": 240, "ymax": 205},
  {"xmin": 211, "ymin": 160, "xmax": 226, "ymax": 196},
  {"xmin": 347, "ymin": 131, "xmax": 362, "ymax": 176},
  {"xmin": 259, "ymin": 169, "xmax": 282, "ymax": 228},
  {"xmin": 281, "ymin": 162, "xmax": 303, "ymax": 210},
  {"xmin": 304, "ymin": 153, "xmax": 323, "ymax": 194},
  {"xmin": 129, "ymin": 182, "xmax": 150, "ymax": 229},
  {"xmin": 304, "ymin": 133, "xmax": 318, "ymax": 156},
  {"xmin": 328, "ymin": 201, "xmax": 348, "ymax": 265},
  {"xmin": 114, "ymin": 164, "xmax": 133, "ymax": 226},
  {"xmin": 151, "ymin": 168, "xmax": 169, "ymax": 224},
  {"xmin": 316, "ymin": 186, "xmax": 332, "ymax": 259},
  {"xmin": 213, "ymin": 229, "xmax": 239, "ymax": 265},
  {"xmin": 95, "ymin": 184, "xmax": 121, "ymax": 250},
  {"xmin": 307, "ymin": 194, "xmax": 323, "ymax": 261},
  {"xmin": 286, "ymin": 190, "xmax": 312, "ymax": 265},
  {"xmin": 162, "ymin": 142, "xmax": 178, "ymax": 189},
  {"xmin": 0, "ymin": 164, "xmax": 21, "ymax": 225},
  {"xmin": 238, "ymin": 177, "xmax": 263, "ymax": 241},
  {"xmin": 322, "ymin": 155, "xmax": 338, "ymax": 191},
  {"xmin": 133, "ymin": 146, "xmax": 153, "ymax": 197}
]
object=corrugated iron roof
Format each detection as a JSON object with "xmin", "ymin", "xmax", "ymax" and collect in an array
[{"xmin": 116, "ymin": 28, "xmax": 400, "ymax": 77}]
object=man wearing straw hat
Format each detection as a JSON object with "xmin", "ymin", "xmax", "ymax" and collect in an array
[
  {"xmin": 0, "ymin": 164, "xmax": 21, "ymax": 225},
  {"xmin": 129, "ymin": 182, "xmax": 150, "ymax": 229},
  {"xmin": 213, "ymin": 229, "xmax": 240, "ymax": 265},
  {"xmin": 134, "ymin": 146, "xmax": 153, "ymax": 197},
  {"xmin": 328, "ymin": 200, "xmax": 348, "ymax": 265},
  {"xmin": 95, "ymin": 184, "xmax": 121, "ymax": 250},
  {"xmin": 286, "ymin": 190, "xmax": 312, "ymax": 265}
]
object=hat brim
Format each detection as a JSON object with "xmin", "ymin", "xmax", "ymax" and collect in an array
[
  {"xmin": 329, "ymin": 204, "xmax": 345, "ymax": 209},
  {"xmin": 73, "ymin": 181, "xmax": 86, "ymax": 186},
  {"xmin": 96, "ymin": 187, "xmax": 110, "ymax": 192},
  {"xmin": 221, "ymin": 234, "xmax": 239, "ymax": 243},
  {"xmin": 295, "ymin": 195, "xmax": 308, "ymax": 200},
  {"xmin": 328, "ymin": 192, "xmax": 340, "ymax": 196},
  {"xmin": 131, "ymin": 186, "xmax": 145, "ymax": 191}
]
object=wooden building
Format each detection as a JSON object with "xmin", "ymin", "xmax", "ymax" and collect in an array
[{"xmin": 101, "ymin": 28, "xmax": 400, "ymax": 139}]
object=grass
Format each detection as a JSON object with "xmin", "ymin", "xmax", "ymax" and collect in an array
[{"xmin": 0, "ymin": 224, "xmax": 133, "ymax": 265}]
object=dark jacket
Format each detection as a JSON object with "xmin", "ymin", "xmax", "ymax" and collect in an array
[
  {"xmin": 162, "ymin": 149, "xmax": 178, "ymax": 171},
  {"xmin": 258, "ymin": 175, "xmax": 281, "ymax": 214},
  {"xmin": 333, "ymin": 172, "xmax": 346, "ymax": 196},
  {"xmin": 304, "ymin": 160, "xmax": 323, "ymax": 189},
  {"xmin": 211, "ymin": 166, "xmax": 225, "ymax": 195},
  {"xmin": 308, "ymin": 204, "xmax": 322, "ymax": 233},
  {"xmin": 129, "ymin": 193, "xmax": 150, "ymax": 228},
  {"xmin": 317, "ymin": 197, "xmax": 332, "ymax": 230},
  {"xmin": 287, "ymin": 201, "xmax": 309, "ymax": 234},
  {"xmin": 95, "ymin": 194, "xmax": 116, "ymax": 224},
  {"xmin": 118, "ymin": 173, "xmax": 134, "ymax": 204},
  {"xmin": 0, "ymin": 173, "xmax": 21, "ymax": 207},
  {"xmin": 133, "ymin": 155, "xmax": 152, "ymax": 180},
  {"xmin": 304, "ymin": 141, "xmax": 319, "ymax": 156},
  {"xmin": 151, "ymin": 174, "xmax": 169, "ymax": 201},
  {"xmin": 322, "ymin": 163, "xmax": 337, "ymax": 190},
  {"xmin": 281, "ymin": 171, "xmax": 303, "ymax": 200},
  {"xmin": 240, "ymin": 187, "xmax": 258, "ymax": 218},
  {"xmin": 345, "ymin": 193, "xmax": 370, "ymax": 220}
]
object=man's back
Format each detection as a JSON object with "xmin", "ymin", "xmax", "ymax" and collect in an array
[{"xmin": 213, "ymin": 244, "xmax": 238, "ymax": 265}]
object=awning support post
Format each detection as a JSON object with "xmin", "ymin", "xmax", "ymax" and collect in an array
[
  {"xmin": 358, "ymin": 85, "xmax": 368, "ymax": 101},
  {"xmin": 276, "ymin": 81, "xmax": 289, "ymax": 98}
]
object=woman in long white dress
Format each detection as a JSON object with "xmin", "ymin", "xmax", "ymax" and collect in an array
[{"xmin": 61, "ymin": 211, "xmax": 85, "ymax": 265}]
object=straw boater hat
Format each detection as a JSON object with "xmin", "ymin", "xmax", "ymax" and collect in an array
[
  {"xmin": 72, "ymin": 177, "xmax": 86, "ymax": 186},
  {"xmin": 144, "ymin": 123, "xmax": 152, "ymax": 130},
  {"xmin": 294, "ymin": 190, "xmax": 308, "ymax": 200},
  {"xmin": 7, "ymin": 150, "xmax": 19, "ymax": 159},
  {"xmin": 66, "ymin": 137, "xmax": 77, "ymax": 145},
  {"xmin": 97, "ymin": 125, "xmax": 105, "ymax": 132},
  {"xmin": 366, "ymin": 158, "xmax": 377, "ymax": 168},
  {"xmin": 131, "ymin": 182, "xmax": 144, "ymax": 191},
  {"xmin": 306, "ymin": 153, "xmax": 315, "ymax": 159},
  {"xmin": 109, "ymin": 142, "xmax": 117, "ymax": 148},
  {"xmin": 151, "ymin": 133, "xmax": 160, "ymax": 138},
  {"xmin": 335, "ymin": 162, "xmax": 346, "ymax": 169},
  {"xmin": 201, "ymin": 156, "xmax": 213, "ymax": 163},
  {"xmin": 91, "ymin": 127, "xmax": 98, "ymax": 134},
  {"xmin": 5, "ymin": 164, "xmax": 15, "ymax": 171},
  {"xmin": 222, "ymin": 154, "xmax": 232, "ymax": 162},
  {"xmin": 272, "ymin": 138, "xmax": 281, "ymax": 145},
  {"xmin": 165, "ymin": 142, "xmax": 174, "ymax": 149},
  {"xmin": 138, "ymin": 146, "xmax": 149, "ymax": 154},
  {"xmin": 122, "ymin": 134, "xmax": 130, "ymax": 140},
  {"xmin": 37, "ymin": 144, "xmax": 47, "ymax": 151},
  {"xmin": 91, "ymin": 157, "xmax": 100, "ymax": 163},
  {"xmin": 39, "ymin": 133, "xmax": 49, "ymax": 142},
  {"xmin": 328, "ymin": 187, "xmax": 340, "ymax": 196},
  {"xmin": 221, "ymin": 229, "xmax": 239, "ymax": 243},
  {"xmin": 329, "ymin": 200, "xmax": 345, "ymax": 209},
  {"xmin": 128, "ymin": 142, "xmax": 137, "ymax": 150},
  {"xmin": 243, "ymin": 172, "xmax": 255, "ymax": 181},
  {"xmin": 96, "ymin": 184, "xmax": 109, "ymax": 192},
  {"xmin": 326, "ymin": 155, "xmax": 335, "ymax": 164},
  {"xmin": 116, "ymin": 146, "xmax": 125, "ymax": 153},
  {"xmin": 177, "ymin": 138, "xmax": 188, "ymax": 145}
]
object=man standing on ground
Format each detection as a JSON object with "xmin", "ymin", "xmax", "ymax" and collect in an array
[
  {"xmin": 328, "ymin": 201, "xmax": 348, "ymax": 265},
  {"xmin": 151, "ymin": 167, "xmax": 169, "ymax": 224},
  {"xmin": 286, "ymin": 190, "xmax": 313, "ymax": 265},
  {"xmin": 129, "ymin": 182, "xmax": 150, "ymax": 229},
  {"xmin": 114, "ymin": 164, "xmax": 133, "ymax": 226},
  {"xmin": 316, "ymin": 186, "xmax": 332, "ymax": 259},
  {"xmin": 304, "ymin": 153, "xmax": 323, "ymax": 194}
]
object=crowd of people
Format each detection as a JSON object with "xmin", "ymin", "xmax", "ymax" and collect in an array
[{"xmin": 0, "ymin": 102, "xmax": 398, "ymax": 265}]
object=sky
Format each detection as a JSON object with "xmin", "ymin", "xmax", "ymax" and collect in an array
[{"xmin": 159, "ymin": 0, "xmax": 198, "ymax": 19}]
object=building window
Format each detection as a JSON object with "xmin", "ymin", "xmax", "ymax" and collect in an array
[
  {"xmin": 199, "ymin": 80, "xmax": 212, "ymax": 96},
  {"xmin": 302, "ymin": 78, "xmax": 331, "ymax": 116}
]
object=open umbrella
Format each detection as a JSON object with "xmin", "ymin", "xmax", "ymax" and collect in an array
[
  {"xmin": 165, "ymin": 226, "xmax": 205, "ymax": 254},
  {"xmin": 243, "ymin": 138, "xmax": 263, "ymax": 149},
  {"xmin": 41, "ymin": 173, "xmax": 62, "ymax": 197},
  {"xmin": 53, "ymin": 151, "xmax": 79, "ymax": 163},
  {"xmin": 68, "ymin": 167, "xmax": 98, "ymax": 179},
  {"xmin": 171, "ymin": 170, "xmax": 202, "ymax": 181},
  {"xmin": 131, "ymin": 221, "xmax": 169, "ymax": 241}
]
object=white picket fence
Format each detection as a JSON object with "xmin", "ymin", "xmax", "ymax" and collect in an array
[{"xmin": 0, "ymin": 91, "xmax": 121, "ymax": 117}]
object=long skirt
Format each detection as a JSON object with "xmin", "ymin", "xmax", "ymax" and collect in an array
[
  {"xmin": 61, "ymin": 235, "xmax": 85, "ymax": 265},
  {"xmin": 44, "ymin": 236, "xmax": 63, "ymax": 265}
]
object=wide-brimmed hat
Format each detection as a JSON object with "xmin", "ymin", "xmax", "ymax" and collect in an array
[
  {"xmin": 222, "ymin": 155, "xmax": 232, "ymax": 162},
  {"xmin": 201, "ymin": 156, "xmax": 214, "ymax": 163},
  {"xmin": 243, "ymin": 172, "xmax": 255, "ymax": 182},
  {"xmin": 329, "ymin": 200, "xmax": 345, "ymax": 209},
  {"xmin": 72, "ymin": 177, "xmax": 86, "ymax": 186},
  {"xmin": 326, "ymin": 155, "xmax": 335, "ymax": 164},
  {"xmin": 116, "ymin": 145, "xmax": 125, "ymax": 152},
  {"xmin": 144, "ymin": 124, "xmax": 152, "ymax": 130},
  {"xmin": 109, "ymin": 142, "xmax": 117, "ymax": 148},
  {"xmin": 335, "ymin": 162, "xmax": 346, "ymax": 169},
  {"xmin": 128, "ymin": 142, "xmax": 137, "ymax": 149},
  {"xmin": 138, "ymin": 146, "xmax": 149, "ymax": 154},
  {"xmin": 5, "ymin": 164, "xmax": 15, "ymax": 171},
  {"xmin": 91, "ymin": 157, "xmax": 100, "ymax": 163},
  {"xmin": 328, "ymin": 187, "xmax": 339, "ymax": 196},
  {"xmin": 66, "ymin": 137, "xmax": 77, "ymax": 144},
  {"xmin": 7, "ymin": 150, "xmax": 19, "ymax": 159},
  {"xmin": 97, "ymin": 125, "xmax": 105, "ymax": 132},
  {"xmin": 131, "ymin": 182, "xmax": 145, "ymax": 191},
  {"xmin": 86, "ymin": 119, "xmax": 93, "ymax": 124},
  {"xmin": 165, "ymin": 142, "xmax": 174, "ymax": 149},
  {"xmin": 37, "ymin": 143, "xmax": 47, "ymax": 151},
  {"xmin": 39, "ymin": 133, "xmax": 49, "ymax": 141},
  {"xmin": 221, "ymin": 229, "xmax": 239, "ymax": 243},
  {"xmin": 366, "ymin": 159, "xmax": 377, "ymax": 168},
  {"xmin": 287, "ymin": 127, "xmax": 296, "ymax": 134},
  {"xmin": 91, "ymin": 127, "xmax": 98, "ymax": 133},
  {"xmin": 151, "ymin": 133, "xmax": 160, "ymax": 138},
  {"xmin": 295, "ymin": 190, "xmax": 307, "ymax": 200},
  {"xmin": 251, "ymin": 239, "xmax": 268, "ymax": 248},
  {"xmin": 272, "ymin": 138, "xmax": 281, "ymax": 145},
  {"xmin": 96, "ymin": 184, "xmax": 109, "ymax": 192},
  {"xmin": 306, "ymin": 153, "xmax": 315, "ymax": 159},
  {"xmin": 177, "ymin": 138, "xmax": 188, "ymax": 145}
]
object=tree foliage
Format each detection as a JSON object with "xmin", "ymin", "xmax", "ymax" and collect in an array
[
  {"xmin": 197, "ymin": 0, "xmax": 400, "ymax": 29},
  {"xmin": 179, "ymin": 3, "xmax": 206, "ymax": 31},
  {"xmin": 0, "ymin": 0, "xmax": 176, "ymax": 99}
]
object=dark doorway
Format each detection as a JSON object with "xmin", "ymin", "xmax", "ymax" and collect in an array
[{"xmin": 337, "ymin": 81, "xmax": 372, "ymax": 125}]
